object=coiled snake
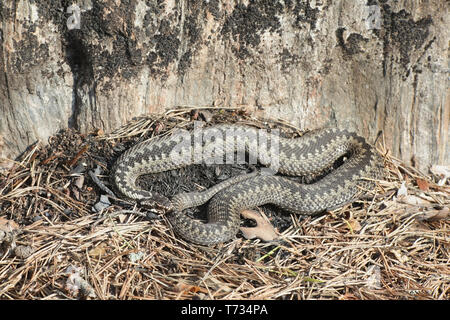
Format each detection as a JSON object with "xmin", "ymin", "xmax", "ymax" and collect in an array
[{"xmin": 112, "ymin": 124, "xmax": 384, "ymax": 245}]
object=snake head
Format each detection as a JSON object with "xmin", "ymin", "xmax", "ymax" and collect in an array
[{"xmin": 140, "ymin": 194, "xmax": 173, "ymax": 211}]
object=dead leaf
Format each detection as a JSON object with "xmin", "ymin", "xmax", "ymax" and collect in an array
[
  {"xmin": 88, "ymin": 242, "xmax": 107, "ymax": 257},
  {"xmin": 14, "ymin": 245, "xmax": 34, "ymax": 259},
  {"xmin": 344, "ymin": 217, "xmax": 361, "ymax": 233},
  {"xmin": 416, "ymin": 178, "xmax": 429, "ymax": 191},
  {"xmin": 92, "ymin": 128, "xmax": 104, "ymax": 136},
  {"xmin": 415, "ymin": 207, "xmax": 449, "ymax": 222},
  {"xmin": 175, "ymin": 282, "xmax": 208, "ymax": 294},
  {"xmin": 397, "ymin": 194, "xmax": 430, "ymax": 206},
  {"xmin": 0, "ymin": 217, "xmax": 20, "ymax": 232},
  {"xmin": 339, "ymin": 293, "xmax": 360, "ymax": 300},
  {"xmin": 409, "ymin": 220, "xmax": 432, "ymax": 232},
  {"xmin": 239, "ymin": 209, "xmax": 279, "ymax": 242},
  {"xmin": 396, "ymin": 181, "xmax": 431, "ymax": 205}
]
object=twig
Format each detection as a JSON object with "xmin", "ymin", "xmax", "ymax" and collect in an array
[{"xmin": 88, "ymin": 170, "xmax": 116, "ymax": 197}]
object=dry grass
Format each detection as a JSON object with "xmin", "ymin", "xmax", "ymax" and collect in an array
[{"xmin": 0, "ymin": 107, "xmax": 448, "ymax": 300}]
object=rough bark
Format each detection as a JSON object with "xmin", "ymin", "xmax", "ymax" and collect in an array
[{"xmin": 0, "ymin": 0, "xmax": 448, "ymax": 171}]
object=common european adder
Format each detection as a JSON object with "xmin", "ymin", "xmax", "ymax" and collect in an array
[{"xmin": 111, "ymin": 124, "xmax": 384, "ymax": 245}]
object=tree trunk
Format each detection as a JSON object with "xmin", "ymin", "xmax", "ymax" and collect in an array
[{"xmin": 0, "ymin": 0, "xmax": 448, "ymax": 171}]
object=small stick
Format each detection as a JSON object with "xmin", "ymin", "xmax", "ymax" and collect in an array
[
  {"xmin": 66, "ymin": 145, "xmax": 89, "ymax": 167},
  {"xmin": 88, "ymin": 170, "xmax": 116, "ymax": 198}
]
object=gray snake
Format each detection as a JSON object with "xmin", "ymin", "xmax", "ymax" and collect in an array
[{"xmin": 111, "ymin": 124, "xmax": 384, "ymax": 245}]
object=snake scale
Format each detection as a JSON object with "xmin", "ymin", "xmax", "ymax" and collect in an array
[{"xmin": 112, "ymin": 124, "xmax": 384, "ymax": 245}]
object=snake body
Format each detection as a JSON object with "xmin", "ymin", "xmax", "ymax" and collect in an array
[{"xmin": 112, "ymin": 124, "xmax": 384, "ymax": 245}]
